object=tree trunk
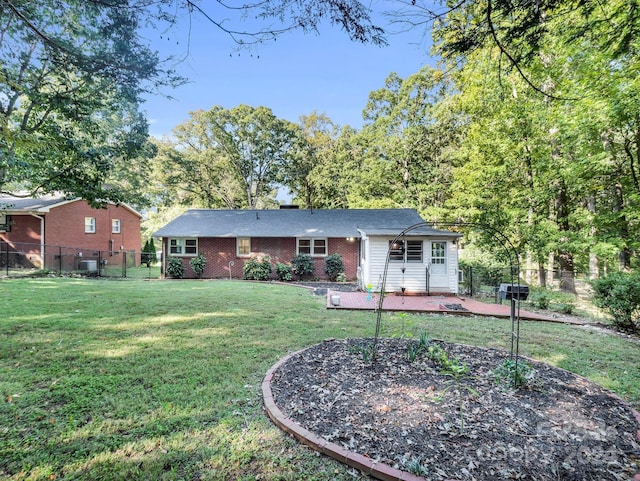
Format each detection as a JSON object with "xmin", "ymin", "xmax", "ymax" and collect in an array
[
  {"xmin": 538, "ymin": 261, "xmax": 547, "ymax": 288},
  {"xmin": 555, "ymin": 181, "xmax": 577, "ymax": 294},
  {"xmin": 558, "ymin": 251, "xmax": 576, "ymax": 294},
  {"xmin": 587, "ymin": 194, "xmax": 599, "ymax": 280},
  {"xmin": 612, "ymin": 182, "xmax": 632, "ymax": 272}
]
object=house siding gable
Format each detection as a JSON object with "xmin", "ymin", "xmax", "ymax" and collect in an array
[{"xmin": 367, "ymin": 236, "xmax": 458, "ymax": 294}]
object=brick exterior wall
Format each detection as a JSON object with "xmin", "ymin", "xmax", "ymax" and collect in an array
[
  {"xmin": 45, "ymin": 201, "xmax": 141, "ymax": 257},
  {"xmin": 164, "ymin": 236, "xmax": 360, "ymax": 280},
  {"xmin": 1, "ymin": 200, "xmax": 141, "ymax": 268},
  {"xmin": 0, "ymin": 215, "xmax": 42, "ymax": 266},
  {"xmin": 329, "ymin": 237, "xmax": 359, "ymax": 280}
]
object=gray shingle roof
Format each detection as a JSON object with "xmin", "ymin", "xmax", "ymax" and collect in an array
[
  {"xmin": 0, "ymin": 195, "xmax": 142, "ymax": 217},
  {"xmin": 153, "ymin": 208, "xmax": 460, "ymax": 238},
  {"xmin": 0, "ymin": 194, "xmax": 69, "ymax": 211}
]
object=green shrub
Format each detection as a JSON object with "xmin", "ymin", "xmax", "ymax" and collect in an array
[
  {"xmin": 166, "ymin": 256, "xmax": 185, "ymax": 279},
  {"xmin": 494, "ymin": 358, "xmax": 534, "ymax": 389},
  {"xmin": 528, "ymin": 289, "xmax": 550, "ymax": 309},
  {"xmin": 291, "ymin": 254, "xmax": 314, "ymax": 280},
  {"xmin": 591, "ymin": 272, "xmax": 640, "ymax": 333},
  {"xmin": 189, "ymin": 253, "xmax": 207, "ymax": 278},
  {"xmin": 324, "ymin": 253, "xmax": 344, "ymax": 281},
  {"xmin": 554, "ymin": 303, "xmax": 575, "ymax": 315},
  {"xmin": 243, "ymin": 256, "xmax": 272, "ymax": 281},
  {"xmin": 335, "ymin": 272, "xmax": 348, "ymax": 283},
  {"xmin": 529, "ymin": 288, "xmax": 576, "ymax": 314},
  {"xmin": 275, "ymin": 262, "xmax": 293, "ymax": 282}
]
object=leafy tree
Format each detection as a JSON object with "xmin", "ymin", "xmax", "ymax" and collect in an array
[
  {"xmin": 150, "ymin": 129, "xmax": 246, "ymax": 210},
  {"xmin": 307, "ymin": 126, "xmax": 363, "ymax": 209},
  {"xmin": 283, "ymin": 112, "xmax": 339, "ymax": 208},
  {"xmin": 356, "ymin": 67, "xmax": 460, "ymax": 215},
  {"xmin": 141, "ymin": 239, "xmax": 157, "ymax": 268},
  {"xmin": 158, "ymin": 105, "xmax": 299, "ymax": 209},
  {"xmin": 411, "ymin": 0, "xmax": 640, "ymax": 97},
  {"xmin": 183, "ymin": 0, "xmax": 386, "ymax": 47},
  {"xmin": 0, "ymin": 1, "xmax": 181, "ymax": 205},
  {"xmin": 439, "ymin": 0, "xmax": 640, "ymax": 290}
]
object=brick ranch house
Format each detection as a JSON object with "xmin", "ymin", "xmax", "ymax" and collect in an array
[
  {"xmin": 0, "ymin": 195, "xmax": 142, "ymax": 271},
  {"xmin": 154, "ymin": 207, "xmax": 462, "ymax": 294}
]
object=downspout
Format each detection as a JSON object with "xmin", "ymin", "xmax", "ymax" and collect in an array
[
  {"xmin": 29, "ymin": 212, "xmax": 45, "ymax": 269},
  {"xmin": 356, "ymin": 228, "xmax": 366, "ymax": 291}
]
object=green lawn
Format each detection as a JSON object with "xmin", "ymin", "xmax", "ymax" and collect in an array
[{"xmin": 0, "ymin": 278, "xmax": 638, "ymax": 480}]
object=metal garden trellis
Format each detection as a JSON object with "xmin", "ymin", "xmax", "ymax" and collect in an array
[{"xmin": 372, "ymin": 221, "xmax": 524, "ymax": 382}]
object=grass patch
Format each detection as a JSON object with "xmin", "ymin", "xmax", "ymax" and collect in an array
[
  {"xmin": 100, "ymin": 265, "xmax": 162, "ymax": 279},
  {"xmin": 0, "ymin": 278, "xmax": 638, "ymax": 480}
]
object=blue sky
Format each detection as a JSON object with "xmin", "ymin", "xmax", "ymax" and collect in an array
[{"xmin": 141, "ymin": 7, "xmax": 434, "ymax": 138}]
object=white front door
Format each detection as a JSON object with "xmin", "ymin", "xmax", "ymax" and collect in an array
[{"xmin": 430, "ymin": 241, "xmax": 447, "ymax": 276}]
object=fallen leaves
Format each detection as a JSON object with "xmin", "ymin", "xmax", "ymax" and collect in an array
[{"xmin": 269, "ymin": 338, "xmax": 640, "ymax": 480}]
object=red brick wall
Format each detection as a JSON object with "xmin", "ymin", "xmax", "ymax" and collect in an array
[
  {"xmin": 1, "ymin": 201, "xmax": 141, "ymax": 268},
  {"xmin": 164, "ymin": 236, "xmax": 360, "ymax": 280},
  {"xmin": 0, "ymin": 215, "xmax": 41, "ymax": 245},
  {"xmin": 328, "ymin": 237, "xmax": 359, "ymax": 280},
  {"xmin": 45, "ymin": 201, "xmax": 141, "ymax": 263},
  {"xmin": 0, "ymin": 215, "xmax": 43, "ymax": 266}
]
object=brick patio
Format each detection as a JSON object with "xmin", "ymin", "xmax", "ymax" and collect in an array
[{"xmin": 325, "ymin": 290, "xmax": 587, "ymax": 324}]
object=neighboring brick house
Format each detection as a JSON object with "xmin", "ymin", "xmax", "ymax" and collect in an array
[
  {"xmin": 154, "ymin": 207, "xmax": 462, "ymax": 294},
  {"xmin": 0, "ymin": 195, "xmax": 142, "ymax": 270}
]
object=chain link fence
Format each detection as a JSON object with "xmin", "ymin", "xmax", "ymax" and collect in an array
[
  {"xmin": 458, "ymin": 265, "xmax": 591, "ymax": 300},
  {"xmin": 0, "ymin": 241, "xmax": 160, "ymax": 278}
]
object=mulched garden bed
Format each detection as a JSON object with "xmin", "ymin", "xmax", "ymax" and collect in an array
[{"xmin": 268, "ymin": 338, "xmax": 640, "ymax": 480}]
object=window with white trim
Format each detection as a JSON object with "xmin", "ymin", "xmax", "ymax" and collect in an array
[
  {"xmin": 297, "ymin": 238, "xmax": 327, "ymax": 256},
  {"xmin": 169, "ymin": 238, "xmax": 198, "ymax": 256},
  {"xmin": 237, "ymin": 237, "xmax": 251, "ymax": 256},
  {"xmin": 85, "ymin": 217, "xmax": 96, "ymax": 233},
  {"xmin": 112, "ymin": 219, "xmax": 121, "ymax": 234}
]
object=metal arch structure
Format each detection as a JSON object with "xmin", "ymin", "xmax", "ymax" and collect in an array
[{"xmin": 372, "ymin": 221, "xmax": 523, "ymax": 371}]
